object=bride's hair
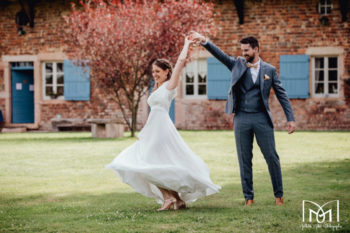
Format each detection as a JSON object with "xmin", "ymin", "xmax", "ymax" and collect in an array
[{"xmin": 153, "ymin": 59, "xmax": 173, "ymax": 80}]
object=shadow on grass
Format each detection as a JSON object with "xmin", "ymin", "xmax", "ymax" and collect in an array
[
  {"xmin": 1, "ymin": 159, "xmax": 349, "ymax": 207},
  {"xmin": 0, "ymin": 133, "xmax": 134, "ymax": 143},
  {"xmin": 0, "ymin": 159, "xmax": 349, "ymax": 232}
]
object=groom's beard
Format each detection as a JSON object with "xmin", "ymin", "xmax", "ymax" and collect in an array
[{"xmin": 245, "ymin": 55, "xmax": 254, "ymax": 63}]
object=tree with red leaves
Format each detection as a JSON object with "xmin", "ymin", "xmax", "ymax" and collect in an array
[{"xmin": 64, "ymin": 0, "xmax": 216, "ymax": 137}]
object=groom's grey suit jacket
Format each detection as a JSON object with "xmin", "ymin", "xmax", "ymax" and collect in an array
[{"xmin": 202, "ymin": 41, "xmax": 295, "ymax": 127}]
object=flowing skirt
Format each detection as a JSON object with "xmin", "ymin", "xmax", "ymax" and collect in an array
[{"xmin": 106, "ymin": 107, "xmax": 220, "ymax": 204}]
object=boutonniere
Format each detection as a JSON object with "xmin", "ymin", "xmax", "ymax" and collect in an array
[{"xmin": 264, "ymin": 74, "xmax": 270, "ymax": 80}]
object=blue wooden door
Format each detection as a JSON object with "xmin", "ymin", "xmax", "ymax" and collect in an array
[
  {"xmin": 11, "ymin": 67, "xmax": 34, "ymax": 123},
  {"xmin": 149, "ymin": 80, "xmax": 175, "ymax": 123}
]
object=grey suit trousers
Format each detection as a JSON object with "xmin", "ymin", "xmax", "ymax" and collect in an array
[{"xmin": 234, "ymin": 111, "xmax": 283, "ymax": 200}]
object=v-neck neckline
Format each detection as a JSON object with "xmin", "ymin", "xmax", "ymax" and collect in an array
[{"xmin": 152, "ymin": 80, "xmax": 168, "ymax": 94}]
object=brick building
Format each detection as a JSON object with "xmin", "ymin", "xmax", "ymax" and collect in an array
[
  {"xmin": 0, "ymin": 0, "xmax": 349, "ymax": 132},
  {"xmin": 0, "ymin": 0, "xmax": 149, "ymax": 131}
]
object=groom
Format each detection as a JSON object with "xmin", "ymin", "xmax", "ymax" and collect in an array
[{"xmin": 190, "ymin": 31, "xmax": 296, "ymax": 206}]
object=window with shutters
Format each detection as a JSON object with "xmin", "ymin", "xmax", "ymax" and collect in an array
[
  {"xmin": 312, "ymin": 56, "xmax": 339, "ymax": 97},
  {"xmin": 42, "ymin": 62, "xmax": 64, "ymax": 100},
  {"xmin": 182, "ymin": 59, "xmax": 207, "ymax": 98}
]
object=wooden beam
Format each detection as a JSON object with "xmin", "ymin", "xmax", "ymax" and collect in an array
[
  {"xmin": 233, "ymin": 0, "xmax": 244, "ymax": 24},
  {"xmin": 339, "ymin": 0, "xmax": 348, "ymax": 22},
  {"xmin": 17, "ymin": 0, "xmax": 35, "ymax": 27}
]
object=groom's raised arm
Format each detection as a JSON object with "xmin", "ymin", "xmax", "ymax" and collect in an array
[
  {"xmin": 201, "ymin": 40, "xmax": 236, "ymax": 71},
  {"xmin": 190, "ymin": 31, "xmax": 235, "ymax": 71}
]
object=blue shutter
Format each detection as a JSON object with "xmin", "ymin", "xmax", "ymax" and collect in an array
[
  {"xmin": 280, "ymin": 55, "xmax": 309, "ymax": 99},
  {"xmin": 169, "ymin": 99, "xmax": 175, "ymax": 123},
  {"xmin": 207, "ymin": 57, "xmax": 231, "ymax": 100},
  {"xmin": 64, "ymin": 60, "xmax": 90, "ymax": 101}
]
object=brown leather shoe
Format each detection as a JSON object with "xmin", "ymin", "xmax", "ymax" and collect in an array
[
  {"xmin": 275, "ymin": 197, "xmax": 284, "ymax": 206},
  {"xmin": 245, "ymin": 199, "xmax": 254, "ymax": 206}
]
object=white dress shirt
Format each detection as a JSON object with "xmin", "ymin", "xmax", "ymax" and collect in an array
[{"xmin": 248, "ymin": 59, "xmax": 260, "ymax": 84}]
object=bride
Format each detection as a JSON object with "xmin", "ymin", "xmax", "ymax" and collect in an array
[{"xmin": 106, "ymin": 35, "xmax": 220, "ymax": 211}]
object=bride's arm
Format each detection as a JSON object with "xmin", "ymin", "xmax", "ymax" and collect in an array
[{"xmin": 166, "ymin": 37, "xmax": 192, "ymax": 90}]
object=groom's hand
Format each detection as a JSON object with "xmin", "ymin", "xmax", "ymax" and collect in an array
[
  {"xmin": 189, "ymin": 31, "xmax": 206, "ymax": 44},
  {"xmin": 287, "ymin": 121, "xmax": 296, "ymax": 134}
]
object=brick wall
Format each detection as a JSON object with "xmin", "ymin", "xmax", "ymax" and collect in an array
[
  {"xmin": 0, "ymin": 0, "xmax": 69, "ymax": 55},
  {"xmin": 1, "ymin": 0, "xmax": 349, "ymax": 131},
  {"xmin": 175, "ymin": 99, "xmax": 233, "ymax": 130},
  {"xmin": 0, "ymin": 98, "xmax": 5, "ymax": 121},
  {"xmin": 175, "ymin": 0, "xmax": 350, "ymax": 130},
  {"xmin": 0, "ymin": 62, "xmax": 5, "ymax": 122},
  {"xmin": 0, "ymin": 69, "xmax": 4, "ymax": 92},
  {"xmin": 38, "ymin": 79, "xmax": 123, "ymax": 129},
  {"xmin": 0, "ymin": 0, "xmax": 147, "ymax": 131}
]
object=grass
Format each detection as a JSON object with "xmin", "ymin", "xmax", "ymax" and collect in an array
[{"xmin": 0, "ymin": 131, "xmax": 349, "ymax": 232}]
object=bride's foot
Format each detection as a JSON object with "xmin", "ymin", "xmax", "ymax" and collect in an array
[
  {"xmin": 157, "ymin": 198, "xmax": 176, "ymax": 211},
  {"xmin": 174, "ymin": 200, "xmax": 186, "ymax": 210}
]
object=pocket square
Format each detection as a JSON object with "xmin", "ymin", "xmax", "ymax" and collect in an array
[{"xmin": 264, "ymin": 74, "xmax": 270, "ymax": 80}]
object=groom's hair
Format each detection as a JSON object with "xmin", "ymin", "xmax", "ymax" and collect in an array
[{"xmin": 240, "ymin": 36, "xmax": 259, "ymax": 51}]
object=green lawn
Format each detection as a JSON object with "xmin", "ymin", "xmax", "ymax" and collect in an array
[{"xmin": 0, "ymin": 131, "xmax": 349, "ymax": 232}]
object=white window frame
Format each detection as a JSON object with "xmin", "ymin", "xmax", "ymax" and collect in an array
[
  {"xmin": 182, "ymin": 58, "xmax": 207, "ymax": 99},
  {"xmin": 311, "ymin": 56, "xmax": 339, "ymax": 98},
  {"xmin": 318, "ymin": 0, "xmax": 333, "ymax": 15},
  {"xmin": 42, "ymin": 61, "xmax": 64, "ymax": 100}
]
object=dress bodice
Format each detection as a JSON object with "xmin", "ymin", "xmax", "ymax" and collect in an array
[{"xmin": 147, "ymin": 81, "xmax": 177, "ymax": 112}]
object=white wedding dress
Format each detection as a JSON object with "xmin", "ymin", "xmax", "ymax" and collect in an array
[{"xmin": 106, "ymin": 81, "xmax": 220, "ymax": 204}]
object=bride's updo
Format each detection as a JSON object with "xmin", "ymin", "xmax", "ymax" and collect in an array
[{"xmin": 153, "ymin": 58, "xmax": 173, "ymax": 81}]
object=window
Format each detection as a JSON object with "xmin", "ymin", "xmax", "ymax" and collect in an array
[
  {"xmin": 42, "ymin": 62, "xmax": 64, "ymax": 100},
  {"xmin": 312, "ymin": 56, "xmax": 338, "ymax": 97},
  {"xmin": 11, "ymin": 61, "xmax": 33, "ymax": 68},
  {"xmin": 318, "ymin": 0, "xmax": 332, "ymax": 15},
  {"xmin": 182, "ymin": 59, "xmax": 207, "ymax": 98}
]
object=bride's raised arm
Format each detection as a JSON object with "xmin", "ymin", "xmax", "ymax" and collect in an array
[{"xmin": 166, "ymin": 36, "xmax": 193, "ymax": 90}]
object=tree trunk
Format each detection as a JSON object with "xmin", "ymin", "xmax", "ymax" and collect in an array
[{"xmin": 130, "ymin": 105, "xmax": 138, "ymax": 137}]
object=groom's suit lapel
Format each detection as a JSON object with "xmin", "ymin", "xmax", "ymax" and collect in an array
[
  {"xmin": 259, "ymin": 59, "xmax": 266, "ymax": 94},
  {"xmin": 231, "ymin": 58, "xmax": 247, "ymax": 88}
]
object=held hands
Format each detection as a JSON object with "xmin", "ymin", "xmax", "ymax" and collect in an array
[
  {"xmin": 287, "ymin": 121, "xmax": 296, "ymax": 134},
  {"xmin": 184, "ymin": 35, "xmax": 195, "ymax": 46},
  {"xmin": 168, "ymin": 34, "xmax": 196, "ymax": 89},
  {"xmin": 178, "ymin": 35, "xmax": 196, "ymax": 61},
  {"xmin": 188, "ymin": 31, "xmax": 206, "ymax": 44}
]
